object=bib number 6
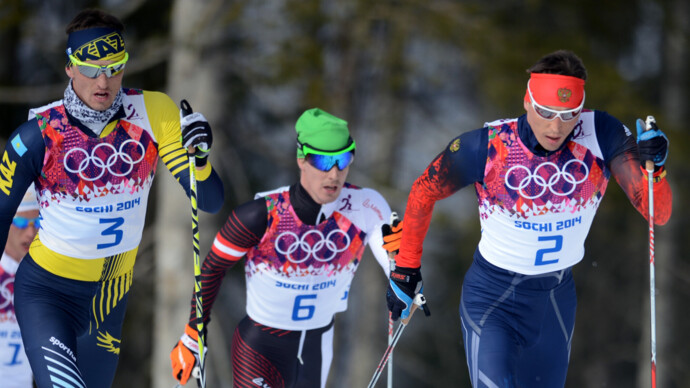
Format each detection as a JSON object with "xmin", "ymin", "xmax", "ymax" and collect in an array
[{"xmin": 292, "ymin": 294, "xmax": 317, "ymax": 321}]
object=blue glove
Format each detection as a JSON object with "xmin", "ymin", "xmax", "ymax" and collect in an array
[
  {"xmin": 181, "ymin": 111, "xmax": 213, "ymax": 167},
  {"xmin": 387, "ymin": 266, "xmax": 422, "ymax": 321},
  {"xmin": 636, "ymin": 118, "xmax": 668, "ymax": 167}
]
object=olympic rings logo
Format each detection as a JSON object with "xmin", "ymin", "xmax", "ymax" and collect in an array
[
  {"xmin": 0, "ymin": 278, "xmax": 14, "ymax": 309},
  {"xmin": 505, "ymin": 160, "xmax": 589, "ymax": 199},
  {"xmin": 275, "ymin": 229, "xmax": 351, "ymax": 263},
  {"xmin": 64, "ymin": 140, "xmax": 145, "ymax": 181}
]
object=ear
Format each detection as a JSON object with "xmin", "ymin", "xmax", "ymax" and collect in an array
[
  {"xmin": 296, "ymin": 157, "xmax": 306, "ymax": 171},
  {"xmin": 65, "ymin": 65, "xmax": 74, "ymax": 79},
  {"xmin": 523, "ymin": 99, "xmax": 530, "ymax": 112}
]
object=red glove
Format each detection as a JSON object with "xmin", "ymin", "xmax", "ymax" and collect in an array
[{"xmin": 170, "ymin": 324, "xmax": 205, "ymax": 385}]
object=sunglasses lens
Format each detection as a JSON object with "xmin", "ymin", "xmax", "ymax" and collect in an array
[
  {"xmin": 77, "ymin": 65, "xmax": 101, "ymax": 78},
  {"xmin": 74, "ymin": 61, "xmax": 126, "ymax": 78},
  {"xmin": 12, "ymin": 217, "xmax": 28, "ymax": 228},
  {"xmin": 109, "ymin": 63, "xmax": 125, "ymax": 76},
  {"xmin": 12, "ymin": 217, "xmax": 39, "ymax": 229},
  {"xmin": 534, "ymin": 105, "xmax": 557, "ymax": 120},
  {"xmin": 306, "ymin": 152, "xmax": 354, "ymax": 171},
  {"xmin": 560, "ymin": 108, "xmax": 581, "ymax": 121}
]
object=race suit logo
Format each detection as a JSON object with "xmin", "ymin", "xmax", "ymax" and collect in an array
[
  {"xmin": 505, "ymin": 160, "xmax": 589, "ymax": 199},
  {"xmin": 63, "ymin": 140, "xmax": 145, "ymax": 181},
  {"xmin": 0, "ymin": 151, "xmax": 16, "ymax": 195},
  {"xmin": 96, "ymin": 331, "xmax": 121, "ymax": 355},
  {"xmin": 275, "ymin": 229, "xmax": 351, "ymax": 263}
]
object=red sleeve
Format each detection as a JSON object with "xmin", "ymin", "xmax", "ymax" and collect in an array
[
  {"xmin": 395, "ymin": 130, "xmax": 487, "ymax": 268},
  {"xmin": 395, "ymin": 152, "xmax": 463, "ymax": 268},
  {"xmin": 610, "ymin": 149, "xmax": 672, "ymax": 225}
]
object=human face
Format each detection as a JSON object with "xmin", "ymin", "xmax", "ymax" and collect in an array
[
  {"xmin": 524, "ymin": 98, "xmax": 581, "ymax": 151},
  {"xmin": 297, "ymin": 157, "xmax": 350, "ymax": 205},
  {"xmin": 5, "ymin": 209, "xmax": 40, "ymax": 262},
  {"xmin": 65, "ymin": 57, "xmax": 124, "ymax": 111}
]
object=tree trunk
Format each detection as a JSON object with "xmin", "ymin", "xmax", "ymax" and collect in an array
[{"xmin": 152, "ymin": 0, "xmax": 228, "ymax": 386}]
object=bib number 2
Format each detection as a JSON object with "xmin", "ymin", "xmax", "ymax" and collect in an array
[{"xmin": 534, "ymin": 235, "xmax": 563, "ymax": 266}]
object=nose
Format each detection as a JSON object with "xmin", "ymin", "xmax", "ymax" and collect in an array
[
  {"xmin": 325, "ymin": 166, "xmax": 340, "ymax": 177},
  {"xmin": 549, "ymin": 118, "xmax": 567, "ymax": 132},
  {"xmin": 96, "ymin": 73, "xmax": 109, "ymax": 87}
]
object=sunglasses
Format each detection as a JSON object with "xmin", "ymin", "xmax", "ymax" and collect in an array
[
  {"xmin": 298, "ymin": 137, "xmax": 356, "ymax": 172},
  {"xmin": 68, "ymin": 52, "xmax": 129, "ymax": 78},
  {"xmin": 12, "ymin": 216, "xmax": 40, "ymax": 229},
  {"xmin": 527, "ymin": 81, "xmax": 585, "ymax": 121}
]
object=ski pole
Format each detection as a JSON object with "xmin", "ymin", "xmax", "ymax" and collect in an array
[
  {"xmin": 387, "ymin": 310, "xmax": 394, "ymax": 388},
  {"xmin": 173, "ymin": 368, "xmax": 202, "ymax": 388},
  {"xmin": 368, "ymin": 293, "xmax": 428, "ymax": 388},
  {"xmin": 180, "ymin": 99, "xmax": 206, "ymax": 388},
  {"xmin": 386, "ymin": 212, "xmax": 399, "ymax": 388},
  {"xmin": 644, "ymin": 115, "xmax": 657, "ymax": 388}
]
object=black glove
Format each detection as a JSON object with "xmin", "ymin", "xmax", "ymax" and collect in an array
[
  {"xmin": 636, "ymin": 118, "xmax": 668, "ymax": 169},
  {"xmin": 381, "ymin": 216, "xmax": 403, "ymax": 255},
  {"xmin": 387, "ymin": 266, "xmax": 422, "ymax": 321},
  {"xmin": 181, "ymin": 111, "xmax": 213, "ymax": 167}
]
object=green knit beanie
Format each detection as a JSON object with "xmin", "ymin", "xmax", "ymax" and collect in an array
[{"xmin": 295, "ymin": 108, "xmax": 352, "ymax": 158}]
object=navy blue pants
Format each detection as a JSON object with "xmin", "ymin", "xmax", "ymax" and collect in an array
[
  {"xmin": 231, "ymin": 316, "xmax": 334, "ymax": 388},
  {"xmin": 460, "ymin": 250, "xmax": 576, "ymax": 388},
  {"xmin": 14, "ymin": 255, "xmax": 130, "ymax": 388}
]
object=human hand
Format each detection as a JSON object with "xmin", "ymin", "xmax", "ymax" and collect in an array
[
  {"xmin": 170, "ymin": 324, "xmax": 206, "ymax": 386},
  {"xmin": 179, "ymin": 100, "xmax": 213, "ymax": 166},
  {"xmin": 181, "ymin": 112, "xmax": 213, "ymax": 158},
  {"xmin": 387, "ymin": 266, "xmax": 423, "ymax": 321},
  {"xmin": 381, "ymin": 213, "xmax": 403, "ymax": 256},
  {"xmin": 636, "ymin": 117, "xmax": 668, "ymax": 168}
]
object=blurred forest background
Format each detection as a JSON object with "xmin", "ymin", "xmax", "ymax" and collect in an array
[{"xmin": 0, "ymin": 0, "xmax": 688, "ymax": 387}]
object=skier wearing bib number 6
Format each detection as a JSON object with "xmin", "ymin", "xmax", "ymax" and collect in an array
[
  {"xmin": 170, "ymin": 108, "xmax": 395, "ymax": 387},
  {"xmin": 384, "ymin": 50, "xmax": 672, "ymax": 387}
]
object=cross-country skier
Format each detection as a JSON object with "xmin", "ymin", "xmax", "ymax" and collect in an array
[
  {"xmin": 0, "ymin": 186, "xmax": 39, "ymax": 387},
  {"xmin": 384, "ymin": 50, "xmax": 672, "ymax": 387},
  {"xmin": 0, "ymin": 9, "xmax": 224, "ymax": 387},
  {"xmin": 170, "ymin": 108, "xmax": 394, "ymax": 388}
]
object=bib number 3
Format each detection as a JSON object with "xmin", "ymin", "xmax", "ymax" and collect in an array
[{"xmin": 98, "ymin": 217, "xmax": 125, "ymax": 249}]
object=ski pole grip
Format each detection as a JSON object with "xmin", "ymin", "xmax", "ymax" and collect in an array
[
  {"xmin": 644, "ymin": 116, "xmax": 656, "ymax": 172},
  {"xmin": 401, "ymin": 293, "xmax": 426, "ymax": 325},
  {"xmin": 180, "ymin": 99, "xmax": 193, "ymax": 117},
  {"xmin": 180, "ymin": 99, "xmax": 196, "ymax": 154},
  {"xmin": 401, "ymin": 303, "xmax": 419, "ymax": 325},
  {"xmin": 387, "ymin": 212, "xmax": 400, "ymax": 263}
]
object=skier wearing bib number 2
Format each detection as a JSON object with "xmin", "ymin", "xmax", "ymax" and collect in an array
[
  {"xmin": 384, "ymin": 50, "xmax": 672, "ymax": 387},
  {"xmin": 170, "ymin": 108, "xmax": 394, "ymax": 388},
  {"xmin": 0, "ymin": 9, "xmax": 224, "ymax": 387}
]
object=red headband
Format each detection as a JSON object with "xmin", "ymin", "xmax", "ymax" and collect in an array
[{"xmin": 524, "ymin": 73, "xmax": 585, "ymax": 109}]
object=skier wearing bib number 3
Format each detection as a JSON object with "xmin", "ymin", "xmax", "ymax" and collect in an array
[
  {"xmin": 0, "ymin": 9, "xmax": 224, "ymax": 387},
  {"xmin": 384, "ymin": 50, "xmax": 672, "ymax": 387},
  {"xmin": 170, "ymin": 108, "xmax": 395, "ymax": 388}
]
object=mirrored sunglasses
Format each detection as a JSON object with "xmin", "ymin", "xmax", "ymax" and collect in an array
[
  {"xmin": 69, "ymin": 52, "xmax": 129, "ymax": 78},
  {"xmin": 12, "ymin": 216, "xmax": 40, "ymax": 229},
  {"xmin": 527, "ymin": 82, "xmax": 585, "ymax": 121},
  {"xmin": 305, "ymin": 151, "xmax": 355, "ymax": 172}
]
